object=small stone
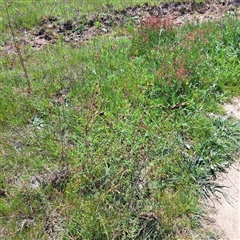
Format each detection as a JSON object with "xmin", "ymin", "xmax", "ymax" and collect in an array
[
  {"xmin": 102, "ymin": 28, "xmax": 108, "ymax": 33},
  {"xmin": 46, "ymin": 24, "xmax": 53, "ymax": 29}
]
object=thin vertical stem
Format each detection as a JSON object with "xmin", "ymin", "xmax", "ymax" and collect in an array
[{"xmin": 4, "ymin": 1, "xmax": 31, "ymax": 89}]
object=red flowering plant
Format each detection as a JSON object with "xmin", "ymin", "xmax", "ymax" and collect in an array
[{"xmin": 130, "ymin": 14, "xmax": 175, "ymax": 57}]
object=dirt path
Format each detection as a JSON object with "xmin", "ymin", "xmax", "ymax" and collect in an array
[{"xmin": 203, "ymin": 98, "xmax": 240, "ymax": 240}]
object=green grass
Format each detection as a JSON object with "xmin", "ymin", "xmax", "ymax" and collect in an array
[
  {"xmin": 0, "ymin": 0, "xmax": 209, "ymax": 32},
  {"xmin": 0, "ymin": 2, "xmax": 240, "ymax": 239},
  {"xmin": 0, "ymin": 0, "xmax": 144, "ymax": 31}
]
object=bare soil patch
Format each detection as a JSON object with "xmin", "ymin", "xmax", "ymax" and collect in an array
[
  {"xmin": 224, "ymin": 97, "xmax": 240, "ymax": 119},
  {"xmin": 203, "ymin": 98, "xmax": 240, "ymax": 240},
  {"xmin": 1, "ymin": 0, "xmax": 240, "ymax": 53}
]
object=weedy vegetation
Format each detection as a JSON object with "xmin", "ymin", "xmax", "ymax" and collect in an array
[{"xmin": 0, "ymin": 0, "xmax": 240, "ymax": 239}]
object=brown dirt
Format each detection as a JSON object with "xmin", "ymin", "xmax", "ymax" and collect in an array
[
  {"xmin": 1, "ymin": 0, "xmax": 240, "ymax": 53},
  {"xmin": 203, "ymin": 98, "xmax": 240, "ymax": 240},
  {"xmin": 224, "ymin": 97, "xmax": 240, "ymax": 120}
]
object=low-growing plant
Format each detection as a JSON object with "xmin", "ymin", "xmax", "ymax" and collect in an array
[{"xmin": 0, "ymin": 3, "xmax": 239, "ymax": 239}]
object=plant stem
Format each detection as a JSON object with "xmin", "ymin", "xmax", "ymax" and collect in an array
[{"xmin": 4, "ymin": 1, "xmax": 31, "ymax": 89}]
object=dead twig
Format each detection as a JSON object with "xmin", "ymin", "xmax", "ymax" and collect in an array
[
  {"xmin": 4, "ymin": 1, "xmax": 31, "ymax": 90},
  {"xmin": 170, "ymin": 102, "xmax": 188, "ymax": 110}
]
